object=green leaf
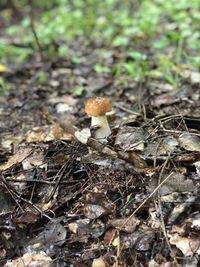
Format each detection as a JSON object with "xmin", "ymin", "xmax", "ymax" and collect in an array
[
  {"xmin": 0, "ymin": 77, "xmax": 9, "ymax": 96},
  {"xmin": 94, "ymin": 63, "xmax": 111, "ymax": 73},
  {"xmin": 58, "ymin": 46, "xmax": 68, "ymax": 57},
  {"xmin": 192, "ymin": 57, "xmax": 200, "ymax": 67},
  {"xmin": 73, "ymin": 85, "xmax": 85, "ymax": 96},
  {"xmin": 72, "ymin": 56, "xmax": 81, "ymax": 64},
  {"xmin": 153, "ymin": 36, "xmax": 170, "ymax": 49},
  {"xmin": 127, "ymin": 51, "xmax": 147, "ymax": 61},
  {"xmin": 112, "ymin": 36, "xmax": 129, "ymax": 47}
]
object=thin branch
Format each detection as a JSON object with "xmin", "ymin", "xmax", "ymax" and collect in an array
[
  {"xmin": 46, "ymin": 160, "xmax": 75, "ymax": 202},
  {"xmin": 157, "ymin": 154, "xmax": 178, "ymax": 265},
  {"xmin": 1, "ymin": 176, "xmax": 52, "ymax": 221},
  {"xmin": 30, "ymin": 18, "xmax": 44, "ymax": 61}
]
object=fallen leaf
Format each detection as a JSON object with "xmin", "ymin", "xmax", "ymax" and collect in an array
[
  {"xmin": 108, "ymin": 216, "xmax": 140, "ymax": 233},
  {"xmin": 15, "ymin": 211, "xmax": 39, "ymax": 225},
  {"xmin": 0, "ymin": 147, "xmax": 32, "ymax": 171},
  {"xmin": 84, "ymin": 204, "xmax": 109, "ymax": 219},
  {"xmin": 159, "ymin": 173, "xmax": 195, "ymax": 196},
  {"xmin": 26, "ymin": 125, "xmax": 73, "ymax": 142},
  {"xmin": 115, "ymin": 126, "xmax": 146, "ymax": 151},
  {"xmin": 92, "ymin": 257, "xmax": 106, "ymax": 267},
  {"xmin": 28, "ymin": 218, "xmax": 67, "ymax": 248},
  {"xmin": 168, "ymin": 233, "xmax": 200, "ymax": 256},
  {"xmin": 4, "ymin": 251, "xmax": 52, "ymax": 267},
  {"xmin": 22, "ymin": 148, "xmax": 44, "ymax": 170},
  {"xmin": 178, "ymin": 133, "xmax": 200, "ymax": 152},
  {"xmin": 56, "ymin": 103, "xmax": 73, "ymax": 113}
]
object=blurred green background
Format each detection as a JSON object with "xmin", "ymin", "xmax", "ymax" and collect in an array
[{"xmin": 0, "ymin": 0, "xmax": 199, "ymax": 87}]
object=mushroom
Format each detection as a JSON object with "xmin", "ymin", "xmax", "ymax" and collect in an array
[{"xmin": 85, "ymin": 96, "xmax": 112, "ymax": 140}]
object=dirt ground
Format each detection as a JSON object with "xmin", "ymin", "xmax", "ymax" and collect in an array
[
  {"xmin": 0, "ymin": 3, "xmax": 200, "ymax": 265},
  {"xmin": 0, "ymin": 51, "xmax": 200, "ymax": 267}
]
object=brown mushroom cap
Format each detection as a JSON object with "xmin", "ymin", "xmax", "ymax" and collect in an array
[{"xmin": 85, "ymin": 97, "xmax": 112, "ymax": 116}]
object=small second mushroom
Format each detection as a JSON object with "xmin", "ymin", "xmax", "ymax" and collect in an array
[{"xmin": 85, "ymin": 96, "xmax": 112, "ymax": 140}]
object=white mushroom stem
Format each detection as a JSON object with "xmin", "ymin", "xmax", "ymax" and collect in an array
[{"xmin": 91, "ymin": 115, "xmax": 111, "ymax": 139}]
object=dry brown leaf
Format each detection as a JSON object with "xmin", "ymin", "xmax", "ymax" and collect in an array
[
  {"xmin": 26, "ymin": 125, "xmax": 73, "ymax": 143},
  {"xmin": 22, "ymin": 148, "xmax": 44, "ymax": 170},
  {"xmin": 115, "ymin": 126, "xmax": 146, "ymax": 151},
  {"xmin": 41, "ymin": 200, "xmax": 54, "ymax": 211},
  {"xmin": 15, "ymin": 211, "xmax": 39, "ymax": 225},
  {"xmin": 178, "ymin": 133, "xmax": 200, "ymax": 152},
  {"xmin": 92, "ymin": 257, "xmax": 107, "ymax": 267},
  {"xmin": 186, "ymin": 213, "xmax": 200, "ymax": 229},
  {"xmin": 159, "ymin": 173, "xmax": 195, "ymax": 195},
  {"xmin": 1, "ymin": 134, "xmax": 24, "ymax": 152},
  {"xmin": 63, "ymin": 94, "xmax": 78, "ymax": 106},
  {"xmin": 171, "ymin": 224, "xmax": 187, "ymax": 235},
  {"xmin": 4, "ymin": 251, "xmax": 52, "ymax": 267},
  {"xmin": 0, "ymin": 147, "xmax": 32, "ymax": 171},
  {"xmin": 108, "ymin": 216, "xmax": 140, "ymax": 233},
  {"xmin": 104, "ymin": 228, "xmax": 118, "ymax": 245},
  {"xmin": 26, "ymin": 126, "xmax": 54, "ymax": 142},
  {"xmin": 168, "ymin": 233, "xmax": 200, "ymax": 256},
  {"xmin": 9, "ymin": 173, "xmax": 27, "ymax": 192}
]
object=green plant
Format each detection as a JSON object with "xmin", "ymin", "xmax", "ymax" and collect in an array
[
  {"xmin": 1, "ymin": 0, "xmax": 199, "ymax": 80},
  {"xmin": 0, "ymin": 43, "xmax": 32, "ymax": 64},
  {"xmin": 94, "ymin": 63, "xmax": 111, "ymax": 74},
  {"xmin": 0, "ymin": 77, "xmax": 9, "ymax": 96},
  {"xmin": 72, "ymin": 85, "xmax": 85, "ymax": 96},
  {"xmin": 114, "ymin": 51, "xmax": 149, "ymax": 81}
]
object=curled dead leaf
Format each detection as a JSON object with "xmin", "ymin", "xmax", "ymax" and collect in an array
[
  {"xmin": 168, "ymin": 233, "xmax": 200, "ymax": 256},
  {"xmin": 4, "ymin": 251, "xmax": 52, "ymax": 267}
]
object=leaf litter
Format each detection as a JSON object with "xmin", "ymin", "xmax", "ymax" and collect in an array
[{"xmin": 1, "ymin": 25, "xmax": 200, "ymax": 267}]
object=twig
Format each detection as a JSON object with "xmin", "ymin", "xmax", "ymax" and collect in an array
[
  {"xmin": 114, "ymin": 103, "xmax": 141, "ymax": 116},
  {"xmin": 129, "ymin": 172, "xmax": 174, "ymax": 217},
  {"xmin": 114, "ymin": 171, "xmax": 174, "ymax": 238},
  {"xmin": 157, "ymin": 155, "xmax": 178, "ymax": 265},
  {"xmin": 46, "ymin": 160, "xmax": 75, "ymax": 202},
  {"xmin": 87, "ymin": 137, "xmax": 146, "ymax": 173},
  {"xmin": 1, "ymin": 176, "xmax": 52, "ymax": 221},
  {"xmin": 87, "ymin": 138, "xmax": 118, "ymax": 158},
  {"xmin": 158, "ymin": 196, "xmax": 178, "ymax": 265},
  {"xmin": 5, "ymin": 177, "xmax": 83, "ymax": 185},
  {"xmin": 30, "ymin": 17, "xmax": 44, "ymax": 61}
]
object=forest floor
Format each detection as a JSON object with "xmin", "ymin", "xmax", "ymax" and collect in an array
[{"xmin": 0, "ymin": 1, "xmax": 200, "ymax": 267}]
